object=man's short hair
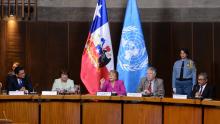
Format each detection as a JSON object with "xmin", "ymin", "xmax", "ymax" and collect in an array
[
  {"xmin": 147, "ymin": 66, "xmax": 157, "ymax": 75},
  {"xmin": 14, "ymin": 67, "xmax": 24, "ymax": 74},
  {"xmin": 198, "ymin": 72, "xmax": 208, "ymax": 80}
]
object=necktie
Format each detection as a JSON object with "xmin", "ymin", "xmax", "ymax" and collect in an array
[
  {"xmin": 179, "ymin": 61, "xmax": 184, "ymax": 79},
  {"xmin": 19, "ymin": 79, "xmax": 23, "ymax": 86},
  {"xmin": 199, "ymin": 86, "xmax": 203, "ymax": 95},
  {"xmin": 148, "ymin": 81, "xmax": 152, "ymax": 93}
]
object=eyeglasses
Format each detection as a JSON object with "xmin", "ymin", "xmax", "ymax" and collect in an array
[{"xmin": 198, "ymin": 79, "xmax": 206, "ymax": 81}]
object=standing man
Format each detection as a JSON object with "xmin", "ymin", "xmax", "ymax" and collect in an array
[
  {"xmin": 172, "ymin": 48, "xmax": 196, "ymax": 97},
  {"xmin": 137, "ymin": 66, "xmax": 165, "ymax": 97}
]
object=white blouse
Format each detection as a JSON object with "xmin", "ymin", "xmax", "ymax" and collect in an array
[{"xmin": 52, "ymin": 78, "xmax": 75, "ymax": 92}]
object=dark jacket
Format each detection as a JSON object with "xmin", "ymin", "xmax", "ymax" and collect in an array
[
  {"xmin": 6, "ymin": 75, "xmax": 33, "ymax": 92},
  {"xmin": 191, "ymin": 83, "xmax": 215, "ymax": 99}
]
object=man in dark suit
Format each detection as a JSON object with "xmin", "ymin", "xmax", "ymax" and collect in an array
[
  {"xmin": 6, "ymin": 66, "xmax": 33, "ymax": 92},
  {"xmin": 191, "ymin": 72, "xmax": 214, "ymax": 99},
  {"xmin": 137, "ymin": 66, "xmax": 165, "ymax": 97}
]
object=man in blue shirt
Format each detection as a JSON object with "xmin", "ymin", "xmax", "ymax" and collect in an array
[{"xmin": 172, "ymin": 48, "xmax": 196, "ymax": 97}]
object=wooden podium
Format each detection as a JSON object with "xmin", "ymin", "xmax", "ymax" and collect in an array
[
  {"xmin": 202, "ymin": 100, "xmax": 220, "ymax": 124},
  {"xmin": 123, "ymin": 97, "xmax": 162, "ymax": 124},
  {"xmin": 81, "ymin": 95, "xmax": 122, "ymax": 124},
  {"xmin": 0, "ymin": 95, "xmax": 39, "ymax": 124},
  {"xmin": 162, "ymin": 98, "xmax": 202, "ymax": 124},
  {"xmin": 0, "ymin": 95, "xmax": 219, "ymax": 124},
  {"xmin": 40, "ymin": 95, "xmax": 81, "ymax": 124}
]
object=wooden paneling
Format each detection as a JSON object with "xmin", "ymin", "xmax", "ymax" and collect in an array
[
  {"xmin": 164, "ymin": 105, "xmax": 202, "ymax": 124},
  {"xmin": 0, "ymin": 21, "xmax": 5, "ymax": 83},
  {"xmin": 6, "ymin": 21, "xmax": 26, "ymax": 69},
  {"xmin": 41, "ymin": 102, "xmax": 80, "ymax": 124},
  {"xmin": 124, "ymin": 103, "xmax": 162, "ymax": 124},
  {"xmin": 151, "ymin": 22, "xmax": 172, "ymax": 96},
  {"xmin": 69, "ymin": 22, "xmax": 89, "ymax": 85},
  {"xmin": 82, "ymin": 102, "xmax": 121, "ymax": 124},
  {"xmin": 1, "ymin": 21, "xmax": 220, "ymax": 98},
  {"xmin": 171, "ymin": 23, "xmax": 193, "ymax": 59},
  {"xmin": 142, "ymin": 23, "xmax": 151, "ymax": 63},
  {"xmin": 26, "ymin": 22, "xmax": 48, "ymax": 91},
  {"xmin": 0, "ymin": 101, "xmax": 38, "ymax": 124},
  {"xmin": 46, "ymin": 22, "xmax": 69, "ymax": 89},
  {"xmin": 193, "ymin": 23, "xmax": 213, "ymax": 83},
  {"xmin": 204, "ymin": 107, "xmax": 220, "ymax": 124},
  {"xmin": 214, "ymin": 23, "xmax": 220, "ymax": 99},
  {"xmin": 109, "ymin": 22, "xmax": 123, "ymax": 67}
]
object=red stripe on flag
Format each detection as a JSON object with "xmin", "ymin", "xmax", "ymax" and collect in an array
[{"xmin": 81, "ymin": 34, "xmax": 109, "ymax": 94}]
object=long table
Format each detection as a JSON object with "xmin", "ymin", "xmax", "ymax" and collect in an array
[{"xmin": 0, "ymin": 95, "xmax": 220, "ymax": 124}]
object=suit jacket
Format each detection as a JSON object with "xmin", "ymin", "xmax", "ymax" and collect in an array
[
  {"xmin": 191, "ymin": 83, "xmax": 215, "ymax": 99},
  {"xmin": 100, "ymin": 80, "xmax": 126, "ymax": 96},
  {"xmin": 137, "ymin": 77, "xmax": 165, "ymax": 96},
  {"xmin": 6, "ymin": 75, "xmax": 33, "ymax": 92}
]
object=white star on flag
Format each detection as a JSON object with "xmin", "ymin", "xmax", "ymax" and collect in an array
[{"xmin": 93, "ymin": 4, "xmax": 102, "ymax": 20}]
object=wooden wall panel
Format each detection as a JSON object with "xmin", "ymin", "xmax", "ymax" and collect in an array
[
  {"xmin": 171, "ymin": 23, "xmax": 193, "ymax": 59},
  {"xmin": 142, "ymin": 23, "xmax": 151, "ymax": 63},
  {"xmin": 69, "ymin": 22, "xmax": 90, "ymax": 92},
  {"xmin": 46, "ymin": 22, "xmax": 68, "ymax": 89},
  {"xmin": 193, "ymin": 23, "xmax": 213, "ymax": 83},
  {"xmin": 109, "ymin": 22, "xmax": 123, "ymax": 67},
  {"xmin": 26, "ymin": 22, "xmax": 48, "ymax": 91},
  {"xmin": 214, "ymin": 23, "xmax": 220, "ymax": 99},
  {"xmin": 5, "ymin": 21, "xmax": 26, "ymax": 70},
  {"xmin": 0, "ymin": 21, "xmax": 4, "ymax": 83},
  {"xmin": 151, "ymin": 22, "xmax": 172, "ymax": 96}
]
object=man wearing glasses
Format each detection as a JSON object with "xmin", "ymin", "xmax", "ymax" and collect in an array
[{"xmin": 191, "ymin": 72, "xmax": 214, "ymax": 99}]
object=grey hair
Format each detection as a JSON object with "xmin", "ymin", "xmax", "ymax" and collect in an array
[
  {"xmin": 198, "ymin": 72, "xmax": 208, "ymax": 80},
  {"xmin": 147, "ymin": 66, "xmax": 157, "ymax": 76}
]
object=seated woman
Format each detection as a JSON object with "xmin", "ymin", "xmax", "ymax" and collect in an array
[
  {"xmin": 52, "ymin": 70, "xmax": 75, "ymax": 93},
  {"xmin": 99, "ymin": 70, "xmax": 126, "ymax": 96}
]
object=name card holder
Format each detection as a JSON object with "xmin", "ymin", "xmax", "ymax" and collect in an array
[
  {"xmin": 9, "ymin": 91, "xmax": 25, "ymax": 95},
  {"xmin": 127, "ymin": 93, "xmax": 142, "ymax": 97},
  {"xmin": 96, "ymin": 92, "xmax": 112, "ymax": 96},
  {"xmin": 173, "ymin": 94, "xmax": 187, "ymax": 99},
  {"xmin": 42, "ymin": 91, "xmax": 58, "ymax": 95}
]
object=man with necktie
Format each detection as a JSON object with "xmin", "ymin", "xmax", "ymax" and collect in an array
[
  {"xmin": 172, "ymin": 48, "xmax": 196, "ymax": 97},
  {"xmin": 191, "ymin": 72, "xmax": 214, "ymax": 99},
  {"xmin": 137, "ymin": 66, "xmax": 165, "ymax": 97},
  {"xmin": 6, "ymin": 66, "xmax": 33, "ymax": 92}
]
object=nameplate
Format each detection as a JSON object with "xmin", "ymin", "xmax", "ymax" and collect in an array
[
  {"xmin": 127, "ymin": 93, "xmax": 142, "ymax": 97},
  {"xmin": 173, "ymin": 94, "xmax": 187, "ymax": 99},
  {"xmin": 42, "ymin": 91, "xmax": 57, "ymax": 95},
  {"xmin": 9, "ymin": 91, "xmax": 25, "ymax": 95},
  {"xmin": 96, "ymin": 92, "xmax": 112, "ymax": 96}
]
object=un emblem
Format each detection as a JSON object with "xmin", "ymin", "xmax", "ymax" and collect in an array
[{"xmin": 118, "ymin": 26, "xmax": 148, "ymax": 71}]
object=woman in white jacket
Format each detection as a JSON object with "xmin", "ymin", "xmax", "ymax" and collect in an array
[{"xmin": 52, "ymin": 69, "xmax": 75, "ymax": 93}]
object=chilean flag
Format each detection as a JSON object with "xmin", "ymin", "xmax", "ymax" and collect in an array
[{"xmin": 80, "ymin": 0, "xmax": 114, "ymax": 94}]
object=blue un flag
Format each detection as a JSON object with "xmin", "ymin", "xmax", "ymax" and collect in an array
[{"xmin": 117, "ymin": 0, "xmax": 148, "ymax": 93}]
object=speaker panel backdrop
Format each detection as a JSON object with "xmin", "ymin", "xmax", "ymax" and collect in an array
[{"xmin": 0, "ymin": 21, "xmax": 219, "ymax": 98}]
